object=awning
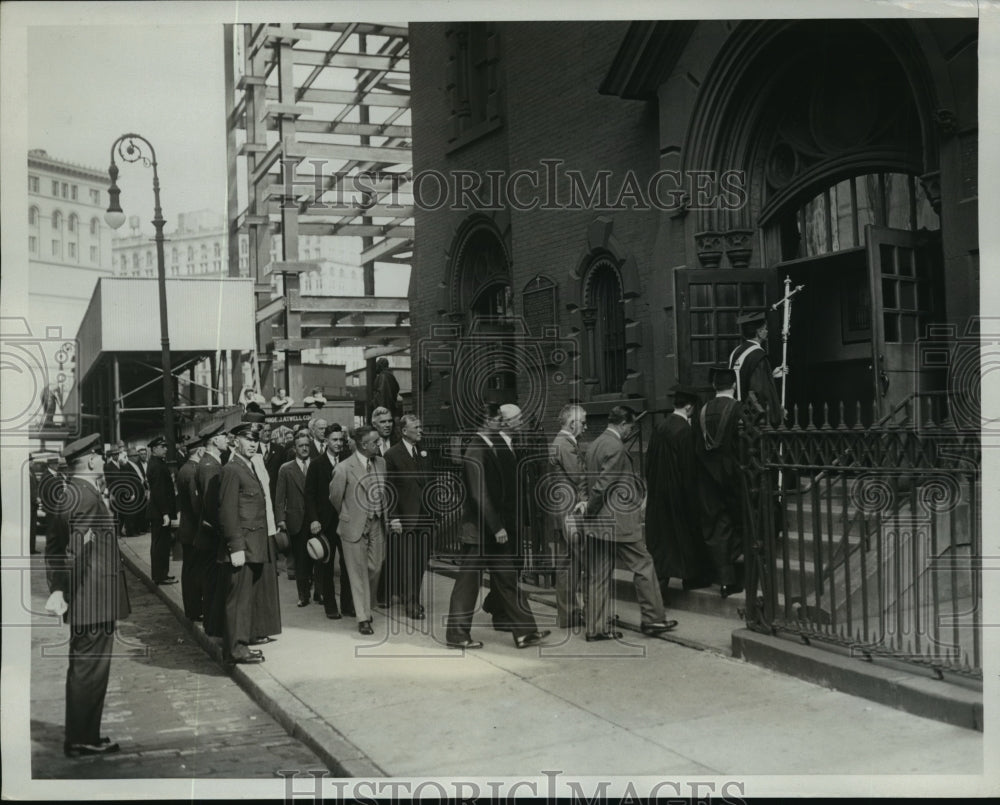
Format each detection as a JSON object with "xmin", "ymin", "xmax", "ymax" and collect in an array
[{"xmin": 76, "ymin": 276, "xmax": 256, "ymax": 383}]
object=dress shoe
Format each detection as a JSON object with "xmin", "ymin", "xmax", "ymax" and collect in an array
[
  {"xmin": 64, "ymin": 741, "xmax": 121, "ymax": 757},
  {"xmin": 230, "ymin": 653, "xmax": 264, "ymax": 665},
  {"xmin": 249, "ymin": 636, "xmax": 275, "ymax": 645},
  {"xmin": 405, "ymin": 604, "xmax": 425, "ymax": 620},
  {"xmin": 297, "ymin": 599, "xmax": 310, "ymax": 608},
  {"xmin": 514, "ymin": 630, "xmax": 550, "ymax": 649},
  {"xmin": 358, "ymin": 620, "xmax": 374, "ymax": 636},
  {"xmin": 375, "ymin": 598, "xmax": 388, "ymax": 608},
  {"xmin": 325, "ymin": 610, "xmax": 342, "ymax": 620},
  {"xmin": 156, "ymin": 578, "xmax": 178, "ymax": 585},
  {"xmin": 720, "ymin": 583, "xmax": 744, "ymax": 599},
  {"xmin": 287, "ymin": 571, "xmax": 297, "ymax": 581},
  {"xmin": 446, "ymin": 638, "xmax": 484, "ymax": 649},
  {"xmin": 585, "ymin": 631, "xmax": 623, "ymax": 642},
  {"xmin": 313, "ymin": 591, "xmax": 323, "ymax": 603},
  {"xmin": 342, "ymin": 608, "xmax": 356, "ymax": 618},
  {"xmin": 492, "ymin": 623, "xmax": 514, "ymax": 633},
  {"xmin": 640, "ymin": 620, "xmax": 679, "ymax": 635}
]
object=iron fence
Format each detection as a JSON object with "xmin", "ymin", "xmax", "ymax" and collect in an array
[{"xmin": 743, "ymin": 400, "xmax": 982, "ymax": 681}]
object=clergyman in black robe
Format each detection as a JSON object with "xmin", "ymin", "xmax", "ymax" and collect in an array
[{"xmin": 644, "ymin": 385, "xmax": 714, "ymax": 600}]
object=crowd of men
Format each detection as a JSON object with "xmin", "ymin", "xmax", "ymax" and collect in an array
[{"xmin": 35, "ymin": 307, "xmax": 782, "ymax": 758}]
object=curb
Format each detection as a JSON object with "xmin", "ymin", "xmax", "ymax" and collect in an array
[
  {"xmin": 731, "ymin": 628, "xmax": 983, "ymax": 732},
  {"xmin": 119, "ymin": 547, "xmax": 385, "ymax": 777}
]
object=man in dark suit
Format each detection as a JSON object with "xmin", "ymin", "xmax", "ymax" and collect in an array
[
  {"xmin": 44, "ymin": 432, "xmax": 131, "ymax": 757},
  {"xmin": 304, "ymin": 423, "xmax": 354, "ymax": 618},
  {"xmin": 444, "ymin": 404, "xmax": 550, "ymax": 650},
  {"xmin": 329, "ymin": 425, "xmax": 389, "ymax": 634},
  {"xmin": 694, "ymin": 367, "xmax": 750, "ymax": 598},
  {"xmin": 275, "ymin": 431, "xmax": 312, "ymax": 607},
  {"xmin": 307, "ymin": 417, "xmax": 328, "ymax": 460},
  {"xmin": 176, "ymin": 435, "xmax": 204, "ymax": 621},
  {"xmin": 217, "ymin": 421, "xmax": 269, "ymax": 664},
  {"xmin": 385, "ymin": 414, "xmax": 432, "ymax": 620},
  {"xmin": 146, "ymin": 436, "xmax": 177, "ymax": 585},
  {"xmin": 584, "ymin": 405, "xmax": 677, "ymax": 641},
  {"xmin": 195, "ymin": 422, "xmax": 229, "ymax": 636}
]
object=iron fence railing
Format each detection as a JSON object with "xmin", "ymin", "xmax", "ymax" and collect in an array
[{"xmin": 743, "ymin": 403, "xmax": 982, "ymax": 681}]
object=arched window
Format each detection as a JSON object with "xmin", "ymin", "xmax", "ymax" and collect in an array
[
  {"xmin": 187, "ymin": 246, "xmax": 195, "ymax": 261},
  {"xmin": 132, "ymin": 253, "xmax": 140, "ymax": 269},
  {"xmin": 773, "ymin": 172, "xmax": 940, "ymax": 261},
  {"xmin": 146, "ymin": 251, "xmax": 153, "ymax": 267},
  {"xmin": 120, "ymin": 255, "xmax": 128, "ymax": 273},
  {"xmin": 29, "ymin": 206, "xmax": 38, "ymax": 226},
  {"xmin": 584, "ymin": 259, "xmax": 626, "ymax": 395},
  {"xmin": 172, "ymin": 247, "xmax": 179, "ymax": 264},
  {"xmin": 214, "ymin": 242, "xmax": 221, "ymax": 257},
  {"xmin": 68, "ymin": 214, "xmax": 77, "ymax": 233},
  {"xmin": 90, "ymin": 217, "xmax": 100, "ymax": 236},
  {"xmin": 52, "ymin": 210, "xmax": 62, "ymax": 230}
]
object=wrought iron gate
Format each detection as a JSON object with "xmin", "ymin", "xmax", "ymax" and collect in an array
[{"xmin": 742, "ymin": 398, "xmax": 982, "ymax": 681}]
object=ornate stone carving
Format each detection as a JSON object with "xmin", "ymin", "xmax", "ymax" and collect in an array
[
  {"xmin": 695, "ymin": 230, "xmax": 724, "ymax": 268},
  {"xmin": 724, "ymin": 228, "xmax": 754, "ymax": 268},
  {"xmin": 933, "ymin": 109, "xmax": 958, "ymax": 138}
]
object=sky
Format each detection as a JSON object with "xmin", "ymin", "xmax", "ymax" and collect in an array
[{"xmin": 28, "ymin": 24, "xmax": 227, "ymax": 236}]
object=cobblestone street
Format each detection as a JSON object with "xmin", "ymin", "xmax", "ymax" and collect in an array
[{"xmin": 29, "ymin": 563, "xmax": 328, "ymax": 779}]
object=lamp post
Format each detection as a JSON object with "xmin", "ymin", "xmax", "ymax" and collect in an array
[{"xmin": 105, "ymin": 134, "xmax": 175, "ymax": 465}]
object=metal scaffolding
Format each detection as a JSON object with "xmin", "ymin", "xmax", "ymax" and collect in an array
[{"xmin": 224, "ymin": 22, "xmax": 412, "ymax": 407}]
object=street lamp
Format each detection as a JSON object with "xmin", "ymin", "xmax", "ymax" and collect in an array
[{"xmin": 105, "ymin": 134, "xmax": 175, "ymax": 465}]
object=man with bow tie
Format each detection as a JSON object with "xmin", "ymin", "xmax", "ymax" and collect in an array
[
  {"xmin": 384, "ymin": 415, "xmax": 432, "ymax": 620},
  {"xmin": 329, "ymin": 425, "xmax": 388, "ymax": 635}
]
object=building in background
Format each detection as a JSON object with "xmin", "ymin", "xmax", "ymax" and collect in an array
[
  {"xmin": 27, "ymin": 149, "xmax": 115, "ymax": 337},
  {"xmin": 224, "ymin": 23, "xmax": 413, "ymax": 419}
]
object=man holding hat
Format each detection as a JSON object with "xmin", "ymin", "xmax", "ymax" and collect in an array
[
  {"xmin": 729, "ymin": 311, "xmax": 785, "ymax": 427},
  {"xmin": 217, "ymin": 421, "xmax": 269, "ymax": 663},
  {"xmin": 645, "ymin": 386, "xmax": 714, "ymax": 599},
  {"xmin": 694, "ymin": 367, "xmax": 750, "ymax": 597},
  {"xmin": 146, "ymin": 436, "xmax": 177, "ymax": 585},
  {"xmin": 304, "ymin": 423, "xmax": 354, "ymax": 618},
  {"xmin": 195, "ymin": 420, "xmax": 230, "ymax": 636},
  {"xmin": 44, "ymin": 432, "xmax": 131, "ymax": 757}
]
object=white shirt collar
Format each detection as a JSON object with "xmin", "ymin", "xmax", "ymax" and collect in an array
[
  {"xmin": 606, "ymin": 427, "xmax": 622, "ymax": 441},
  {"xmin": 402, "ymin": 437, "xmax": 417, "ymax": 456},
  {"xmin": 356, "ymin": 451, "xmax": 372, "ymax": 471},
  {"xmin": 326, "ymin": 450, "xmax": 339, "ymax": 467},
  {"xmin": 558, "ymin": 428, "xmax": 577, "ymax": 444},
  {"xmin": 716, "ymin": 389, "xmax": 736, "ymax": 399},
  {"xmin": 671, "ymin": 408, "xmax": 691, "ymax": 422}
]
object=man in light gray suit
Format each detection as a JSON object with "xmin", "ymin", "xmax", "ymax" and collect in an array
[
  {"xmin": 329, "ymin": 424, "xmax": 387, "ymax": 635},
  {"xmin": 583, "ymin": 405, "xmax": 678, "ymax": 641}
]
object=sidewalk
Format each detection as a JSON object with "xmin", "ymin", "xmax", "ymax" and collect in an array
[
  {"xmin": 28, "ymin": 559, "xmax": 327, "ymax": 778},
  {"xmin": 109, "ymin": 533, "xmax": 982, "ymax": 778}
]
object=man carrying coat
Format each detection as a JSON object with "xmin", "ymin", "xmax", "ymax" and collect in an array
[
  {"xmin": 44, "ymin": 432, "xmax": 131, "ymax": 757},
  {"xmin": 583, "ymin": 405, "xmax": 677, "ymax": 641}
]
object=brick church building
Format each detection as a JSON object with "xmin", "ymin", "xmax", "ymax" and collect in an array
[{"xmin": 407, "ymin": 18, "xmax": 978, "ymax": 434}]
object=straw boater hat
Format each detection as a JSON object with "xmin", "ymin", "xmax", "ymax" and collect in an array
[{"xmin": 306, "ymin": 533, "xmax": 331, "ymax": 563}]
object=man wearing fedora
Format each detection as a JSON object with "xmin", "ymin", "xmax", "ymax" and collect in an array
[
  {"xmin": 329, "ymin": 425, "xmax": 388, "ymax": 635},
  {"xmin": 217, "ymin": 422, "xmax": 269, "ymax": 664},
  {"xmin": 44, "ymin": 432, "xmax": 131, "ymax": 757},
  {"xmin": 275, "ymin": 431, "xmax": 313, "ymax": 608},
  {"xmin": 305, "ymin": 423, "xmax": 354, "ymax": 619},
  {"xmin": 146, "ymin": 435, "xmax": 177, "ymax": 585}
]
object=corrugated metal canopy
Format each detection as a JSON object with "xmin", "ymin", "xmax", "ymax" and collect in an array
[{"xmin": 76, "ymin": 277, "xmax": 255, "ymax": 382}]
